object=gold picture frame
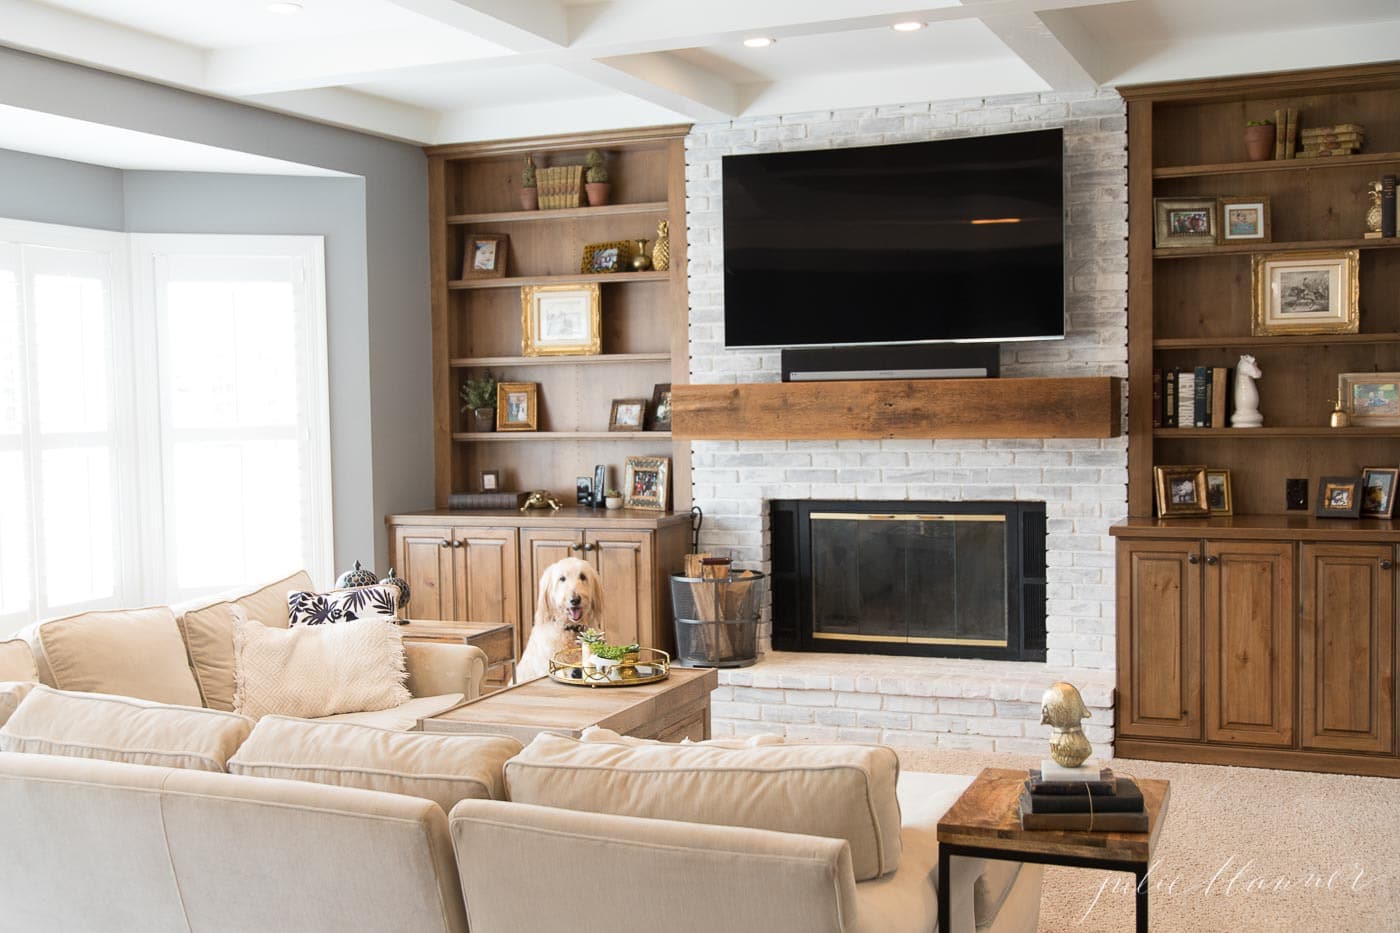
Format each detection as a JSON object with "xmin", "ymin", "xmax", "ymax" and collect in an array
[
  {"xmin": 496, "ymin": 382, "xmax": 538, "ymax": 431},
  {"xmin": 1360, "ymin": 467, "xmax": 1399, "ymax": 519},
  {"xmin": 1339, "ymin": 372, "xmax": 1400, "ymax": 426},
  {"xmin": 1153, "ymin": 465, "xmax": 1209, "ymax": 518},
  {"xmin": 521, "ymin": 284, "xmax": 601, "ymax": 356},
  {"xmin": 1216, "ymin": 195, "xmax": 1270, "ymax": 244},
  {"xmin": 1153, "ymin": 197, "xmax": 1216, "ymax": 248},
  {"xmin": 461, "ymin": 232, "xmax": 508, "ymax": 280},
  {"xmin": 624, "ymin": 456, "xmax": 670, "ymax": 511},
  {"xmin": 608, "ymin": 398, "xmax": 647, "ymax": 432},
  {"xmin": 1251, "ymin": 249, "xmax": 1359, "ymax": 336},
  {"xmin": 580, "ymin": 241, "xmax": 631, "ymax": 274},
  {"xmin": 1205, "ymin": 468, "xmax": 1233, "ymax": 516},
  {"xmin": 1316, "ymin": 476, "xmax": 1362, "ymax": 519}
]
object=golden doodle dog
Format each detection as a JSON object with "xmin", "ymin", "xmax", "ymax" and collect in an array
[{"xmin": 516, "ymin": 557, "xmax": 604, "ymax": 681}]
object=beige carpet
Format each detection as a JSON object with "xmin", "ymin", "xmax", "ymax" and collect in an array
[{"xmin": 892, "ymin": 746, "xmax": 1399, "ymax": 933}]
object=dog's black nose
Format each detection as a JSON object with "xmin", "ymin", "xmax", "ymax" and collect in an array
[{"xmin": 568, "ymin": 596, "xmax": 582, "ymax": 607}]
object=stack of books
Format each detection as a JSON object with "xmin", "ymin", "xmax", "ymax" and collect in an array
[
  {"xmin": 1298, "ymin": 123, "xmax": 1365, "ymax": 158},
  {"xmin": 1019, "ymin": 760, "xmax": 1148, "ymax": 832},
  {"xmin": 1152, "ymin": 365, "xmax": 1232, "ymax": 428}
]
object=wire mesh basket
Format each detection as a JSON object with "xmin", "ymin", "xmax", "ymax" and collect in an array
[{"xmin": 669, "ymin": 570, "xmax": 763, "ymax": 668}]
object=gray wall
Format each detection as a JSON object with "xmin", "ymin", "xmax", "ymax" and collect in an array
[
  {"xmin": 0, "ymin": 148, "xmax": 124, "ymax": 231},
  {"xmin": 0, "ymin": 48, "xmax": 433, "ymax": 576}
]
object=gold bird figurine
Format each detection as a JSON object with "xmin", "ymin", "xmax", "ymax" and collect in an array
[{"xmin": 1041, "ymin": 681, "xmax": 1093, "ymax": 768}]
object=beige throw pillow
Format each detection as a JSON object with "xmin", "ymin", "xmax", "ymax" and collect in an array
[
  {"xmin": 177, "ymin": 570, "xmax": 315, "ymax": 711},
  {"xmin": 0, "ymin": 685, "xmax": 253, "ymax": 772},
  {"xmin": 36, "ymin": 606, "xmax": 202, "ymax": 707},
  {"xmin": 233, "ymin": 614, "xmax": 411, "ymax": 720},
  {"xmin": 505, "ymin": 733, "xmax": 903, "ymax": 882},
  {"xmin": 0, "ymin": 682, "xmax": 36, "ymax": 728},
  {"xmin": 0, "ymin": 638, "xmax": 38, "ymax": 684},
  {"xmin": 229, "ymin": 716, "xmax": 521, "ymax": 813}
]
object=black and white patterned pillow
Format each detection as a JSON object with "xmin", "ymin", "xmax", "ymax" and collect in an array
[{"xmin": 287, "ymin": 586, "xmax": 399, "ymax": 627}]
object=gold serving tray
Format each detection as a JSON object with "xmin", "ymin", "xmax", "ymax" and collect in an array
[{"xmin": 548, "ymin": 646, "xmax": 670, "ymax": 688}]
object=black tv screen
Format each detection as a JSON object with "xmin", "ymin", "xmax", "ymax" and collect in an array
[{"xmin": 722, "ymin": 128, "xmax": 1064, "ymax": 348}]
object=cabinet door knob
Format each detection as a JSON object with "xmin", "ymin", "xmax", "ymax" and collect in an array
[
  {"xmin": 582, "ymin": 542, "xmax": 595, "ymax": 552},
  {"xmin": 1187, "ymin": 553, "xmax": 1200, "ymax": 565},
  {"xmin": 1382, "ymin": 559, "xmax": 1394, "ymax": 571},
  {"xmin": 570, "ymin": 543, "xmax": 583, "ymax": 552},
  {"xmin": 453, "ymin": 540, "xmax": 464, "ymax": 548},
  {"xmin": 1205, "ymin": 555, "xmax": 1218, "ymax": 566},
  {"xmin": 440, "ymin": 539, "xmax": 451, "ymax": 548}
]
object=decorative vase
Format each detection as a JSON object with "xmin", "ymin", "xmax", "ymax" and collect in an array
[
  {"xmin": 378, "ymin": 568, "xmax": 411, "ymax": 616},
  {"xmin": 473, "ymin": 407, "xmax": 496, "ymax": 432},
  {"xmin": 335, "ymin": 560, "xmax": 378, "ymax": 589},
  {"xmin": 1331, "ymin": 399, "xmax": 1351, "ymax": 428},
  {"xmin": 520, "ymin": 188, "xmax": 538, "ymax": 211},
  {"xmin": 630, "ymin": 239, "xmax": 652, "ymax": 272},
  {"xmin": 605, "ymin": 495, "xmax": 622, "ymax": 510},
  {"xmin": 651, "ymin": 220, "xmax": 670, "ymax": 272},
  {"xmin": 585, "ymin": 182, "xmax": 610, "ymax": 206},
  {"xmin": 1243, "ymin": 124, "xmax": 1274, "ymax": 162}
]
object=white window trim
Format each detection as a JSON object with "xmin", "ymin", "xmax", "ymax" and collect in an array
[{"xmin": 129, "ymin": 234, "xmax": 335, "ymax": 600}]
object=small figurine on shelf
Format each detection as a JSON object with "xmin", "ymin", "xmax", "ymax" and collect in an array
[
  {"xmin": 520, "ymin": 156, "xmax": 538, "ymax": 211},
  {"xmin": 1331, "ymin": 396, "xmax": 1352, "ymax": 428},
  {"xmin": 584, "ymin": 150, "xmax": 610, "ymax": 206},
  {"xmin": 652, "ymin": 219, "xmax": 670, "ymax": 272},
  {"xmin": 520, "ymin": 490, "xmax": 564, "ymax": 511},
  {"xmin": 1041, "ymin": 681, "xmax": 1093, "ymax": 768},
  {"xmin": 1230, "ymin": 354, "xmax": 1264, "ymax": 428}
]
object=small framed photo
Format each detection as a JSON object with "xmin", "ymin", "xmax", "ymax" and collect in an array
[
  {"xmin": 580, "ymin": 241, "xmax": 631, "ymax": 274},
  {"xmin": 1339, "ymin": 372, "xmax": 1400, "ymax": 426},
  {"xmin": 609, "ymin": 398, "xmax": 647, "ymax": 432},
  {"xmin": 496, "ymin": 382, "xmax": 538, "ymax": 431},
  {"xmin": 624, "ymin": 455, "xmax": 670, "ymax": 512},
  {"xmin": 521, "ymin": 283, "xmax": 601, "ymax": 356},
  {"xmin": 480, "ymin": 470, "xmax": 500, "ymax": 491},
  {"xmin": 576, "ymin": 475, "xmax": 593, "ymax": 506},
  {"xmin": 1217, "ymin": 196, "xmax": 1270, "ymax": 244},
  {"xmin": 648, "ymin": 383, "xmax": 673, "ymax": 431},
  {"xmin": 1360, "ymin": 467, "xmax": 1399, "ymax": 518},
  {"xmin": 1153, "ymin": 465, "xmax": 1210, "ymax": 518},
  {"xmin": 1251, "ymin": 249, "xmax": 1359, "ymax": 336},
  {"xmin": 462, "ymin": 233, "xmax": 508, "ymax": 280},
  {"xmin": 1153, "ymin": 198, "xmax": 1216, "ymax": 249},
  {"xmin": 1316, "ymin": 476, "xmax": 1363, "ymax": 519},
  {"xmin": 1205, "ymin": 469, "xmax": 1233, "ymax": 516}
]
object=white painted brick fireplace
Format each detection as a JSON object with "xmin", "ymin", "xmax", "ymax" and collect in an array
[{"xmin": 683, "ymin": 89, "xmax": 1128, "ymax": 753}]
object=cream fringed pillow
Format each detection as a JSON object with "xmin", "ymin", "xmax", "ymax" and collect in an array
[{"xmin": 232, "ymin": 613, "xmax": 411, "ymax": 720}]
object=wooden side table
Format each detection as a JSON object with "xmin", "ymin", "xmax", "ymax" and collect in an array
[
  {"xmin": 400, "ymin": 619, "xmax": 516, "ymax": 687},
  {"xmin": 936, "ymin": 768, "xmax": 1170, "ymax": 933}
]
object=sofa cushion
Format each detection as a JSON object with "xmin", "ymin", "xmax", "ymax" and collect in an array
[
  {"xmin": 505, "ymin": 733, "xmax": 903, "ymax": 882},
  {"xmin": 313, "ymin": 693, "xmax": 465, "ymax": 731},
  {"xmin": 0, "ymin": 638, "xmax": 38, "ymax": 683},
  {"xmin": 233, "ymin": 614, "xmax": 410, "ymax": 719},
  {"xmin": 177, "ymin": 570, "xmax": 315, "ymax": 711},
  {"xmin": 36, "ymin": 606, "xmax": 202, "ymax": 706},
  {"xmin": 287, "ymin": 585, "xmax": 399, "ymax": 626},
  {"xmin": 228, "ymin": 716, "xmax": 520, "ymax": 813},
  {"xmin": 0, "ymin": 684, "xmax": 253, "ymax": 772},
  {"xmin": 0, "ymin": 682, "xmax": 36, "ymax": 728}
]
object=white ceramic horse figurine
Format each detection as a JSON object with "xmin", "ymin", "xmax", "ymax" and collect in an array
[{"xmin": 1231, "ymin": 354, "xmax": 1263, "ymax": 428}]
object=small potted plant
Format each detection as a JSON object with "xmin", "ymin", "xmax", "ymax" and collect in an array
[
  {"xmin": 520, "ymin": 156, "xmax": 538, "ymax": 210},
  {"xmin": 1243, "ymin": 119, "xmax": 1274, "ymax": 162},
  {"xmin": 604, "ymin": 488, "xmax": 623, "ymax": 510},
  {"xmin": 459, "ymin": 370, "xmax": 498, "ymax": 433},
  {"xmin": 584, "ymin": 150, "xmax": 610, "ymax": 206}
]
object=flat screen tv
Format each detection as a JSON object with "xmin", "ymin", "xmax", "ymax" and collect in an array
[{"xmin": 721, "ymin": 128, "xmax": 1064, "ymax": 348}]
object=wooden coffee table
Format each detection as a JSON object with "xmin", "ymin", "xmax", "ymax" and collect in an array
[
  {"xmin": 937, "ymin": 768, "xmax": 1170, "ymax": 933},
  {"xmin": 417, "ymin": 666, "xmax": 718, "ymax": 743},
  {"xmin": 399, "ymin": 619, "xmax": 516, "ymax": 685}
]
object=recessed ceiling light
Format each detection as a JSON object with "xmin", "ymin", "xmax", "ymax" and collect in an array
[
  {"xmin": 266, "ymin": 0, "xmax": 303, "ymax": 13},
  {"xmin": 742, "ymin": 37, "xmax": 776, "ymax": 49},
  {"xmin": 892, "ymin": 21, "xmax": 926, "ymax": 32}
]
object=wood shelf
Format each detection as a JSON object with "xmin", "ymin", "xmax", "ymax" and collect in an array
[
  {"xmin": 673, "ymin": 377, "xmax": 1122, "ymax": 440},
  {"xmin": 1111, "ymin": 514, "xmax": 1400, "ymax": 542},
  {"xmin": 1153, "ymin": 237, "xmax": 1399, "ymax": 259},
  {"xmin": 448, "ymin": 270, "xmax": 670, "ymax": 290},
  {"xmin": 1153, "ymin": 333, "xmax": 1400, "ymax": 350},
  {"xmin": 1153, "ymin": 150, "xmax": 1400, "ymax": 179},
  {"xmin": 451, "ymin": 431, "xmax": 673, "ymax": 442},
  {"xmin": 450, "ymin": 353, "xmax": 670, "ymax": 368},
  {"xmin": 1153, "ymin": 426, "xmax": 1400, "ymax": 438},
  {"xmin": 447, "ymin": 202, "xmax": 669, "ymax": 225}
]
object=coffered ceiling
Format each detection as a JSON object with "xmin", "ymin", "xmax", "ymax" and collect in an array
[{"xmin": 2, "ymin": 0, "xmax": 1397, "ymax": 145}]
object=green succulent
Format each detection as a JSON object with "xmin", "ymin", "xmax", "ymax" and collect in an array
[
  {"xmin": 585, "ymin": 149, "xmax": 608, "ymax": 184},
  {"xmin": 521, "ymin": 156, "xmax": 537, "ymax": 188},
  {"xmin": 1245, "ymin": 119, "xmax": 1273, "ymax": 127},
  {"xmin": 590, "ymin": 642, "xmax": 640, "ymax": 660},
  {"xmin": 459, "ymin": 370, "xmax": 497, "ymax": 411}
]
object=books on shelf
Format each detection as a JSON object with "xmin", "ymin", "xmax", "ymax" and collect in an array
[
  {"xmin": 1298, "ymin": 122, "xmax": 1365, "ymax": 158},
  {"xmin": 1028, "ymin": 767, "xmax": 1116, "ymax": 795},
  {"xmin": 448, "ymin": 491, "xmax": 528, "ymax": 510},
  {"xmin": 1154, "ymin": 366, "xmax": 1233, "ymax": 428},
  {"xmin": 1019, "ymin": 769, "xmax": 1148, "ymax": 831},
  {"xmin": 1018, "ymin": 805, "xmax": 1149, "ymax": 832},
  {"xmin": 1022, "ymin": 778, "xmax": 1146, "ymax": 813}
]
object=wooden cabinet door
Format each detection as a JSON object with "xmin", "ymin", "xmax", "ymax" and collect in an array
[
  {"xmin": 394, "ymin": 525, "xmax": 455, "ymax": 621},
  {"xmin": 1116, "ymin": 539, "xmax": 1203, "ymax": 740},
  {"xmin": 518, "ymin": 528, "xmax": 585, "ymax": 650},
  {"xmin": 449, "ymin": 526, "xmax": 519, "ymax": 630},
  {"xmin": 587, "ymin": 529, "xmax": 655, "ymax": 649},
  {"xmin": 1300, "ymin": 543, "xmax": 1394, "ymax": 753},
  {"xmin": 1204, "ymin": 540, "xmax": 1294, "ymax": 747}
]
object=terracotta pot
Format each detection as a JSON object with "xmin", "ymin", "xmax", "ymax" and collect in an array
[
  {"xmin": 520, "ymin": 188, "xmax": 538, "ymax": 211},
  {"xmin": 473, "ymin": 408, "xmax": 496, "ymax": 432},
  {"xmin": 585, "ymin": 182, "xmax": 610, "ymax": 206},
  {"xmin": 1243, "ymin": 125, "xmax": 1274, "ymax": 162}
]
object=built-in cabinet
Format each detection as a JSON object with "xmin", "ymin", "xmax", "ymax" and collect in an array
[{"xmin": 388, "ymin": 509, "xmax": 689, "ymax": 657}]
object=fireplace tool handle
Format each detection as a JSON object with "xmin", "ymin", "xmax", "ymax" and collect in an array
[{"xmin": 689, "ymin": 506, "xmax": 703, "ymax": 553}]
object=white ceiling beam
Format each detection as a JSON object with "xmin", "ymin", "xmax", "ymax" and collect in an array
[
  {"xmin": 978, "ymin": 10, "xmax": 1102, "ymax": 90},
  {"xmin": 379, "ymin": 0, "xmax": 569, "ymax": 51},
  {"xmin": 433, "ymin": 93, "xmax": 689, "ymax": 144},
  {"xmin": 243, "ymin": 87, "xmax": 440, "ymax": 145},
  {"xmin": 0, "ymin": 0, "xmax": 204, "ymax": 88},
  {"xmin": 573, "ymin": 53, "xmax": 742, "ymax": 123}
]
